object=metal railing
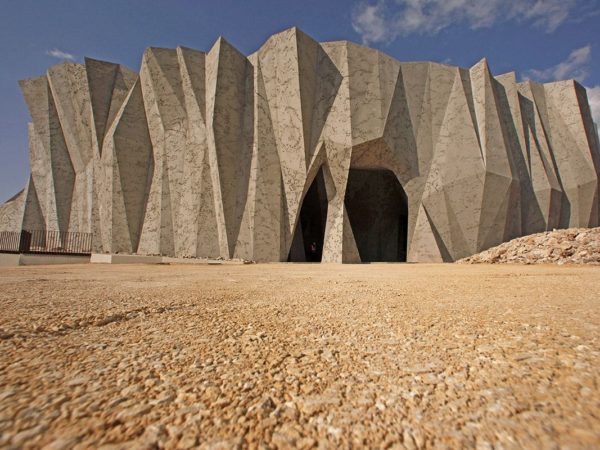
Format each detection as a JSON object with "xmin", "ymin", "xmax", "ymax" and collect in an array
[{"xmin": 0, "ymin": 230, "xmax": 92, "ymax": 255}]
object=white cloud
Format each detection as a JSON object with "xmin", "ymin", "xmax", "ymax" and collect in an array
[
  {"xmin": 352, "ymin": 0, "xmax": 579, "ymax": 44},
  {"xmin": 351, "ymin": 2, "xmax": 391, "ymax": 44},
  {"xmin": 46, "ymin": 48, "xmax": 75, "ymax": 61},
  {"xmin": 524, "ymin": 45, "xmax": 591, "ymax": 82},
  {"xmin": 586, "ymin": 85, "xmax": 600, "ymax": 134},
  {"xmin": 523, "ymin": 46, "xmax": 598, "ymax": 134}
]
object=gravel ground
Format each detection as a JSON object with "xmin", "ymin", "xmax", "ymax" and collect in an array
[{"xmin": 1, "ymin": 263, "xmax": 600, "ymax": 449}]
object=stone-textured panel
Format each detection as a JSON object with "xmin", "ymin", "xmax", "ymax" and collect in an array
[
  {"xmin": 19, "ymin": 75, "xmax": 75, "ymax": 234},
  {"xmin": 0, "ymin": 190, "xmax": 26, "ymax": 232},
  {"xmin": 2, "ymin": 28, "xmax": 599, "ymax": 262}
]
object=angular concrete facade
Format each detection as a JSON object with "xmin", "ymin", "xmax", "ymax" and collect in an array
[{"xmin": 1, "ymin": 28, "xmax": 599, "ymax": 262}]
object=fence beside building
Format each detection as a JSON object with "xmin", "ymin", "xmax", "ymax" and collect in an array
[{"xmin": 0, "ymin": 230, "xmax": 92, "ymax": 255}]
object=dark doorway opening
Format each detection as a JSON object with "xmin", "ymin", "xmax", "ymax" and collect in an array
[
  {"xmin": 288, "ymin": 168, "xmax": 328, "ymax": 262},
  {"xmin": 345, "ymin": 169, "xmax": 408, "ymax": 262}
]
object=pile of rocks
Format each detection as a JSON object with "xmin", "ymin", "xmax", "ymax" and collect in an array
[{"xmin": 459, "ymin": 227, "xmax": 600, "ymax": 264}]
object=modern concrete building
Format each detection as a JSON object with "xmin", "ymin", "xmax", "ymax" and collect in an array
[{"xmin": 1, "ymin": 28, "xmax": 599, "ymax": 262}]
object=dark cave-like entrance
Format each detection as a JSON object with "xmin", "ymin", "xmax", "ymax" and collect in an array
[
  {"xmin": 345, "ymin": 169, "xmax": 408, "ymax": 262},
  {"xmin": 288, "ymin": 168, "xmax": 328, "ymax": 262}
]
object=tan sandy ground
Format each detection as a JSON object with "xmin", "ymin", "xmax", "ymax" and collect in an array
[{"xmin": 1, "ymin": 263, "xmax": 600, "ymax": 450}]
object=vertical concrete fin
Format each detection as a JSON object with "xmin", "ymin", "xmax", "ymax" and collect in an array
[
  {"xmin": 205, "ymin": 37, "xmax": 253, "ymax": 257},
  {"xmin": 178, "ymin": 46, "xmax": 211, "ymax": 256},
  {"xmin": 85, "ymin": 57, "xmax": 118, "ymax": 152},
  {"xmin": 113, "ymin": 80, "xmax": 153, "ymax": 253},
  {"xmin": 21, "ymin": 176, "xmax": 45, "ymax": 231}
]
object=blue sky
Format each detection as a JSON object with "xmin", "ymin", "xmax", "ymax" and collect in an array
[{"xmin": 1, "ymin": 0, "xmax": 599, "ymax": 202}]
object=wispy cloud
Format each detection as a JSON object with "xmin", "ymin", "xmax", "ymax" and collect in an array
[
  {"xmin": 587, "ymin": 85, "xmax": 600, "ymax": 133},
  {"xmin": 352, "ymin": 0, "xmax": 579, "ymax": 45},
  {"xmin": 524, "ymin": 45, "xmax": 591, "ymax": 82},
  {"xmin": 46, "ymin": 48, "xmax": 76, "ymax": 61},
  {"xmin": 523, "ymin": 45, "xmax": 598, "ymax": 132},
  {"xmin": 351, "ymin": 2, "xmax": 390, "ymax": 44}
]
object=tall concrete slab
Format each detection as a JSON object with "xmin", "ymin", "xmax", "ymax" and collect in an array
[
  {"xmin": 205, "ymin": 38, "xmax": 253, "ymax": 258},
  {"xmin": 19, "ymin": 76, "xmax": 75, "ymax": 234}
]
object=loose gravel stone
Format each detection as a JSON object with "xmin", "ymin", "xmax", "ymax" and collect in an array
[
  {"xmin": 0, "ymin": 263, "xmax": 599, "ymax": 448},
  {"xmin": 459, "ymin": 226, "xmax": 600, "ymax": 264}
]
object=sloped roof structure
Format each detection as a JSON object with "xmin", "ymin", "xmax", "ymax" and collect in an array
[{"xmin": 1, "ymin": 27, "xmax": 599, "ymax": 262}]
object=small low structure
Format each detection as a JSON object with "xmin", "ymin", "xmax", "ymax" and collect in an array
[{"xmin": 0, "ymin": 254, "xmax": 90, "ymax": 267}]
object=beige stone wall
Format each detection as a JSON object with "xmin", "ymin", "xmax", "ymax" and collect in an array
[
  {"xmin": 1, "ymin": 27, "xmax": 599, "ymax": 262},
  {"xmin": 0, "ymin": 190, "xmax": 25, "ymax": 232}
]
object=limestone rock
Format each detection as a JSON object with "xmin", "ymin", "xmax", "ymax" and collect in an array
[{"xmin": 459, "ymin": 227, "xmax": 600, "ymax": 265}]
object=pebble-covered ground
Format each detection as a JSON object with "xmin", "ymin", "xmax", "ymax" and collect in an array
[{"xmin": 1, "ymin": 263, "xmax": 600, "ymax": 449}]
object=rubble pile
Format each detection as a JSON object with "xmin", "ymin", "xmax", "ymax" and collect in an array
[{"xmin": 459, "ymin": 227, "xmax": 600, "ymax": 265}]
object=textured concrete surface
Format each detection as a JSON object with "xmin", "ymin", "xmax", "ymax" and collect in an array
[
  {"xmin": 1, "ymin": 263, "xmax": 600, "ymax": 448},
  {"xmin": 0, "ymin": 254, "xmax": 89, "ymax": 267},
  {"xmin": 1, "ymin": 27, "xmax": 599, "ymax": 262},
  {"xmin": 90, "ymin": 254, "xmax": 162, "ymax": 265},
  {"xmin": 90, "ymin": 254, "xmax": 251, "ymax": 265},
  {"xmin": 0, "ymin": 254, "xmax": 20, "ymax": 267}
]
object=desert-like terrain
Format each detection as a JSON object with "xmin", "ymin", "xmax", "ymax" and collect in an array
[{"xmin": 1, "ymin": 263, "xmax": 600, "ymax": 449}]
